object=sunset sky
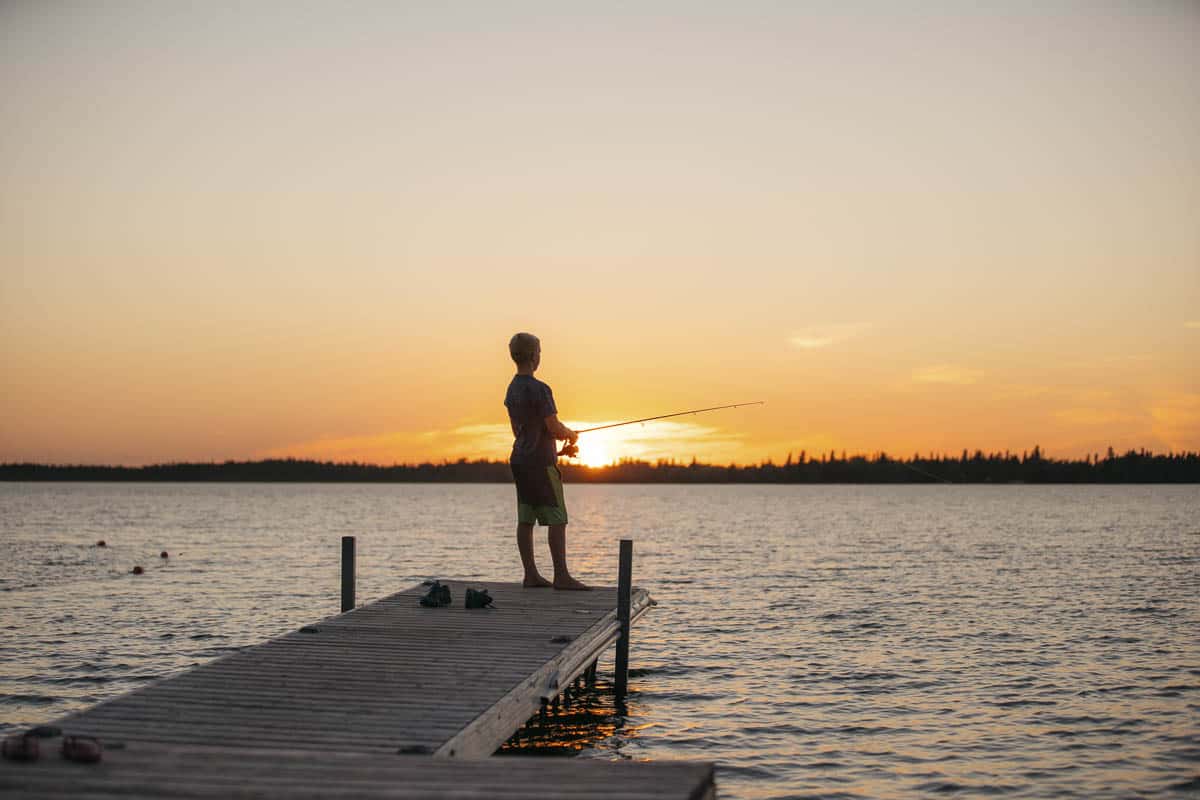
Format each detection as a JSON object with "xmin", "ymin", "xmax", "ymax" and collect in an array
[{"xmin": 2, "ymin": 2, "xmax": 1197, "ymax": 466}]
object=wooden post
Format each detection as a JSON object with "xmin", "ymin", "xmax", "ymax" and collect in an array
[
  {"xmin": 614, "ymin": 538, "xmax": 633, "ymax": 700},
  {"xmin": 341, "ymin": 536, "xmax": 356, "ymax": 613}
]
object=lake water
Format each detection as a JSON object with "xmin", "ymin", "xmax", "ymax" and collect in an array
[{"xmin": 1, "ymin": 483, "xmax": 1197, "ymax": 798}]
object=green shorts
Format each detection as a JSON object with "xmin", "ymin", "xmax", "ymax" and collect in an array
[{"xmin": 516, "ymin": 465, "xmax": 568, "ymax": 526}]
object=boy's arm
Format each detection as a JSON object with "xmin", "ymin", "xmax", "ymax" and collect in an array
[{"xmin": 543, "ymin": 414, "xmax": 577, "ymax": 442}]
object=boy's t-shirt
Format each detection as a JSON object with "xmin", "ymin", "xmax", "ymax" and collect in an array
[{"xmin": 505, "ymin": 374, "xmax": 558, "ymax": 466}]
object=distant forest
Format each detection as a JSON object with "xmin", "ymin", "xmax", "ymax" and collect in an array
[{"xmin": 3, "ymin": 447, "xmax": 1198, "ymax": 483}]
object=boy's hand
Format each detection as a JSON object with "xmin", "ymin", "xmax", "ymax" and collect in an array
[{"xmin": 544, "ymin": 414, "xmax": 578, "ymax": 443}]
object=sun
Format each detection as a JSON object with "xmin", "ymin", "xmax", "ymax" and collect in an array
[
  {"xmin": 561, "ymin": 425, "xmax": 648, "ymax": 467},
  {"xmin": 578, "ymin": 442, "xmax": 611, "ymax": 468}
]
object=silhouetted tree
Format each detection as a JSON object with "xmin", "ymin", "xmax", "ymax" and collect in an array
[{"xmin": 3, "ymin": 448, "xmax": 1198, "ymax": 484}]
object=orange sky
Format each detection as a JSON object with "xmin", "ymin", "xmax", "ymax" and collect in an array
[{"xmin": 2, "ymin": 3, "xmax": 1198, "ymax": 466}]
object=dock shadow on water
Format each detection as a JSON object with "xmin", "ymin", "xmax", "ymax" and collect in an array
[{"xmin": 498, "ymin": 678, "xmax": 645, "ymax": 757}]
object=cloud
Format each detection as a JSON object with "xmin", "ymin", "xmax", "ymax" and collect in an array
[
  {"xmin": 788, "ymin": 322, "xmax": 872, "ymax": 350},
  {"xmin": 790, "ymin": 335, "xmax": 835, "ymax": 350},
  {"xmin": 995, "ymin": 383, "xmax": 1052, "ymax": 400},
  {"xmin": 255, "ymin": 423, "xmax": 514, "ymax": 463},
  {"xmin": 1054, "ymin": 407, "xmax": 1130, "ymax": 426},
  {"xmin": 1051, "ymin": 392, "xmax": 1200, "ymax": 450},
  {"xmin": 1149, "ymin": 393, "xmax": 1200, "ymax": 450},
  {"xmin": 253, "ymin": 417, "xmax": 751, "ymax": 465},
  {"xmin": 911, "ymin": 364, "xmax": 984, "ymax": 385}
]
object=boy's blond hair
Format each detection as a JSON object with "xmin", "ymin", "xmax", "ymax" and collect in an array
[{"xmin": 509, "ymin": 332, "xmax": 540, "ymax": 366}]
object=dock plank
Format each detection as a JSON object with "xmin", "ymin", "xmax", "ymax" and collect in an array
[{"xmin": 0, "ymin": 739, "xmax": 715, "ymax": 799}]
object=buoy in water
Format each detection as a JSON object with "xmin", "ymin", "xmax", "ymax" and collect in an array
[
  {"xmin": 130, "ymin": 566, "xmax": 144, "ymax": 575},
  {"xmin": 96, "ymin": 540, "xmax": 106, "ymax": 548},
  {"xmin": 160, "ymin": 551, "xmax": 169, "ymax": 559}
]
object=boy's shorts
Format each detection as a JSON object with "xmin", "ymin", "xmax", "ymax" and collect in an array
[{"xmin": 512, "ymin": 464, "xmax": 568, "ymax": 526}]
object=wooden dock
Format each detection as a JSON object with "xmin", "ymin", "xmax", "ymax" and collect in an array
[{"xmin": 1, "ymin": 569, "xmax": 715, "ymax": 798}]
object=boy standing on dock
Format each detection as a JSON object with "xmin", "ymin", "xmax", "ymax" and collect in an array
[{"xmin": 505, "ymin": 332, "xmax": 591, "ymax": 590}]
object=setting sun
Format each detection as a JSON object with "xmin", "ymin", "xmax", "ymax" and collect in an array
[
  {"xmin": 558, "ymin": 422, "xmax": 717, "ymax": 468},
  {"xmin": 562, "ymin": 425, "xmax": 624, "ymax": 468},
  {"xmin": 578, "ymin": 444, "xmax": 611, "ymax": 468}
]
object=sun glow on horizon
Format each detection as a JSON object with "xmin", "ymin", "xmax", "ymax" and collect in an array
[
  {"xmin": 556, "ymin": 419, "xmax": 749, "ymax": 467},
  {"xmin": 245, "ymin": 416, "xmax": 755, "ymax": 467},
  {"xmin": 577, "ymin": 443, "xmax": 611, "ymax": 468},
  {"xmin": 563, "ymin": 423, "xmax": 625, "ymax": 468}
]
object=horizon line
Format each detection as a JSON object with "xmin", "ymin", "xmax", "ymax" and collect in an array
[{"xmin": 4, "ymin": 445, "xmax": 1198, "ymax": 471}]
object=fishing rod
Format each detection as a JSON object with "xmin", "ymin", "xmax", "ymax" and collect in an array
[{"xmin": 558, "ymin": 401, "xmax": 764, "ymax": 458}]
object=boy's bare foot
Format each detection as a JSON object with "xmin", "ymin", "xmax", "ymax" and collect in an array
[
  {"xmin": 553, "ymin": 576, "xmax": 592, "ymax": 591},
  {"xmin": 523, "ymin": 574, "xmax": 552, "ymax": 588}
]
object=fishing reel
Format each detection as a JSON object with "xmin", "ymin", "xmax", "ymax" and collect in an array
[{"xmin": 557, "ymin": 440, "xmax": 580, "ymax": 458}]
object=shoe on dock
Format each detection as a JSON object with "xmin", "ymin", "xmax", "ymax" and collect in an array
[
  {"xmin": 2, "ymin": 733, "xmax": 39, "ymax": 763},
  {"xmin": 419, "ymin": 580, "xmax": 452, "ymax": 608},
  {"xmin": 465, "ymin": 588, "xmax": 494, "ymax": 609},
  {"xmin": 60, "ymin": 735, "xmax": 103, "ymax": 763}
]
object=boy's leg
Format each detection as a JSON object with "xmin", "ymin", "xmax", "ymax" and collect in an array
[
  {"xmin": 517, "ymin": 522, "xmax": 551, "ymax": 587},
  {"xmin": 549, "ymin": 524, "xmax": 591, "ymax": 590}
]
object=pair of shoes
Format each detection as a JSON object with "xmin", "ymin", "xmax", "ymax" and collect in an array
[
  {"xmin": 419, "ymin": 580, "xmax": 452, "ymax": 608},
  {"xmin": 465, "ymin": 588, "xmax": 494, "ymax": 609},
  {"xmin": 1, "ymin": 732, "xmax": 103, "ymax": 764}
]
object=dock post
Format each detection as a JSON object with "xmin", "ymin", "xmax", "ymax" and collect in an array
[
  {"xmin": 614, "ymin": 538, "xmax": 633, "ymax": 700},
  {"xmin": 341, "ymin": 536, "xmax": 356, "ymax": 613}
]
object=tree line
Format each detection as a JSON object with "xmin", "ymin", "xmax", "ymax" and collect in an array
[{"xmin": 2, "ymin": 447, "xmax": 1198, "ymax": 483}]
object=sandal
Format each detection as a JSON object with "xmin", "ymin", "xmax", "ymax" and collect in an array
[
  {"xmin": 1, "ymin": 734, "xmax": 39, "ymax": 763},
  {"xmin": 61, "ymin": 735, "xmax": 103, "ymax": 763},
  {"xmin": 465, "ymin": 588, "xmax": 494, "ymax": 609},
  {"xmin": 419, "ymin": 580, "xmax": 452, "ymax": 608}
]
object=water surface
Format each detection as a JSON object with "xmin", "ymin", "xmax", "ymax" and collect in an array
[{"xmin": 1, "ymin": 483, "xmax": 1197, "ymax": 798}]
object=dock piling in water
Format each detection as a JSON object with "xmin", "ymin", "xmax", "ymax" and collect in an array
[
  {"xmin": 615, "ymin": 537, "xmax": 633, "ymax": 700},
  {"xmin": 340, "ymin": 535, "xmax": 356, "ymax": 613}
]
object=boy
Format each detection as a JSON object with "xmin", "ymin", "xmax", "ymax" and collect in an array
[{"xmin": 504, "ymin": 332, "xmax": 590, "ymax": 590}]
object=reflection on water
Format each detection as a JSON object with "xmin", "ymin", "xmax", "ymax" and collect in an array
[
  {"xmin": 2, "ymin": 483, "xmax": 1198, "ymax": 799},
  {"xmin": 498, "ymin": 678, "xmax": 639, "ymax": 757}
]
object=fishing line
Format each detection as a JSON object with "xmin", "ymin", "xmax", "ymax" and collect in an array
[
  {"xmin": 892, "ymin": 460, "xmax": 953, "ymax": 484},
  {"xmin": 558, "ymin": 402, "xmax": 764, "ymax": 458}
]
